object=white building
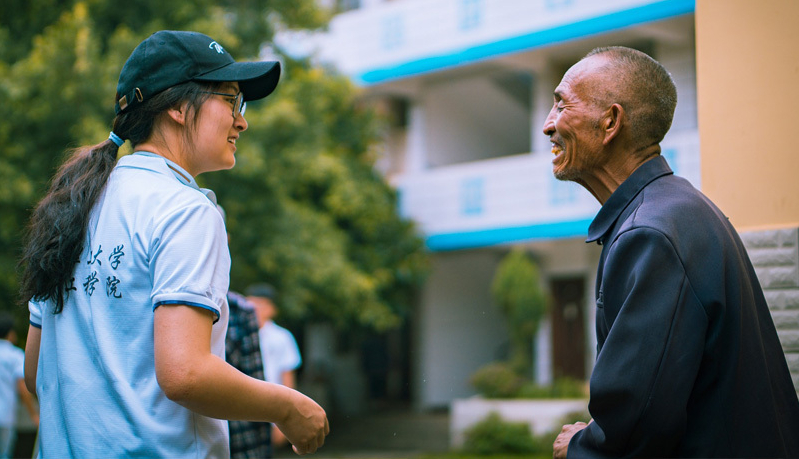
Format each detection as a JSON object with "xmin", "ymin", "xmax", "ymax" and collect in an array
[{"xmin": 286, "ymin": 0, "xmax": 698, "ymax": 410}]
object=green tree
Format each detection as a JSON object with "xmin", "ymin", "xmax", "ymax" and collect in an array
[
  {"xmin": 205, "ymin": 60, "xmax": 429, "ymax": 330},
  {"xmin": 490, "ymin": 248, "xmax": 548, "ymax": 376},
  {"xmin": 0, "ymin": 1, "xmax": 428, "ymax": 336}
]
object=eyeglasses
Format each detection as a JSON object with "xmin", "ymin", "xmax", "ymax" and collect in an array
[{"xmin": 202, "ymin": 91, "xmax": 246, "ymax": 118}]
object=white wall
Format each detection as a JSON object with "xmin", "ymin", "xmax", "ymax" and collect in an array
[
  {"xmin": 425, "ymin": 74, "xmax": 530, "ymax": 167},
  {"xmin": 413, "ymin": 240, "xmax": 603, "ymax": 408},
  {"xmin": 657, "ymin": 40, "xmax": 698, "ymax": 135},
  {"xmin": 531, "ymin": 67, "xmax": 563, "ymax": 155},
  {"xmin": 414, "ymin": 250, "xmax": 508, "ymax": 408}
]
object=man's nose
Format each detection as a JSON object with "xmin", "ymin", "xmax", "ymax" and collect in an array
[{"xmin": 543, "ymin": 110, "xmax": 555, "ymax": 136}]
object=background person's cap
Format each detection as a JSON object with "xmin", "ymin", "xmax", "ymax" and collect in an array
[
  {"xmin": 115, "ymin": 30, "xmax": 281, "ymax": 114},
  {"xmin": 245, "ymin": 283, "xmax": 277, "ymax": 300}
]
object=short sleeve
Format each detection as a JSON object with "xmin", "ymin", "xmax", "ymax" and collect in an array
[
  {"xmin": 280, "ymin": 328, "xmax": 302, "ymax": 371},
  {"xmin": 149, "ymin": 201, "xmax": 230, "ymax": 321},
  {"xmin": 29, "ymin": 299, "xmax": 43, "ymax": 328}
]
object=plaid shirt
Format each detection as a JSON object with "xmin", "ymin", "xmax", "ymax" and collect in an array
[{"xmin": 226, "ymin": 291, "xmax": 272, "ymax": 458}]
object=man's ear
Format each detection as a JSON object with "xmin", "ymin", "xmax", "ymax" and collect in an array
[
  {"xmin": 602, "ymin": 103, "xmax": 624, "ymax": 146},
  {"xmin": 166, "ymin": 103, "xmax": 188, "ymax": 126}
]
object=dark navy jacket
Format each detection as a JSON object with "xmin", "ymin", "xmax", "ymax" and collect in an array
[{"xmin": 568, "ymin": 156, "xmax": 799, "ymax": 458}]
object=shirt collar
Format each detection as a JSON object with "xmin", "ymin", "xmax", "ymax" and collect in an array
[
  {"xmin": 127, "ymin": 151, "xmax": 217, "ymax": 204},
  {"xmin": 586, "ymin": 155, "xmax": 673, "ymax": 244}
]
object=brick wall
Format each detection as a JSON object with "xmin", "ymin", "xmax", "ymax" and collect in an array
[{"xmin": 740, "ymin": 227, "xmax": 799, "ymax": 395}]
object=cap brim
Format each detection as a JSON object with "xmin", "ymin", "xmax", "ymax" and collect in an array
[{"xmin": 194, "ymin": 60, "xmax": 281, "ymax": 101}]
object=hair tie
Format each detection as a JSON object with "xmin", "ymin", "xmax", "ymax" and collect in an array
[{"xmin": 108, "ymin": 131, "xmax": 124, "ymax": 147}]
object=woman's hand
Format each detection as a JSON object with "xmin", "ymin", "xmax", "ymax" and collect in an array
[{"xmin": 275, "ymin": 390, "xmax": 329, "ymax": 455}]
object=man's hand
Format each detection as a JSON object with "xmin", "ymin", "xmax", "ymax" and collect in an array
[{"xmin": 553, "ymin": 421, "xmax": 588, "ymax": 459}]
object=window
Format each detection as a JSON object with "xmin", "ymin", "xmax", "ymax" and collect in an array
[
  {"xmin": 545, "ymin": 0, "xmax": 574, "ymax": 11},
  {"xmin": 461, "ymin": 177, "xmax": 485, "ymax": 216},
  {"xmin": 459, "ymin": 0, "xmax": 483, "ymax": 31},
  {"xmin": 382, "ymin": 15, "xmax": 405, "ymax": 49}
]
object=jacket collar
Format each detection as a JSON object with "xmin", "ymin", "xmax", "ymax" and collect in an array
[{"xmin": 586, "ymin": 155, "xmax": 673, "ymax": 244}]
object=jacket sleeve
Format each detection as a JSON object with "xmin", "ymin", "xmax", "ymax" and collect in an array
[{"xmin": 568, "ymin": 227, "xmax": 708, "ymax": 458}]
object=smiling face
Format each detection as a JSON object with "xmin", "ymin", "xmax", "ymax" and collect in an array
[
  {"xmin": 542, "ymin": 56, "xmax": 612, "ymax": 184},
  {"xmin": 189, "ymin": 82, "xmax": 248, "ymax": 175}
]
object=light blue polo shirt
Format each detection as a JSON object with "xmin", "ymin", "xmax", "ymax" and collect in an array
[{"xmin": 29, "ymin": 152, "xmax": 231, "ymax": 458}]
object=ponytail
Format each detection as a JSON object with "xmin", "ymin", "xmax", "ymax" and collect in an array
[{"xmin": 19, "ymin": 139, "xmax": 121, "ymax": 312}]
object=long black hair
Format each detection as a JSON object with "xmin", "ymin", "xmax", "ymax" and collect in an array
[{"xmin": 19, "ymin": 81, "xmax": 218, "ymax": 312}]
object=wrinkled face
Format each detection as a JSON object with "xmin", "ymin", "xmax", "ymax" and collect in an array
[
  {"xmin": 190, "ymin": 82, "xmax": 248, "ymax": 175},
  {"xmin": 542, "ymin": 56, "xmax": 609, "ymax": 183}
]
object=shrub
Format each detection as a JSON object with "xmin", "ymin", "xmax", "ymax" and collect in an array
[
  {"xmin": 470, "ymin": 362, "xmax": 525, "ymax": 399},
  {"xmin": 471, "ymin": 363, "xmax": 587, "ymax": 400},
  {"xmin": 462, "ymin": 412, "xmax": 538, "ymax": 455},
  {"xmin": 460, "ymin": 410, "xmax": 592, "ymax": 457},
  {"xmin": 516, "ymin": 377, "xmax": 587, "ymax": 399}
]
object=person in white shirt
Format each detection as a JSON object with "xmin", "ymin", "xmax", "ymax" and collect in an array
[
  {"xmin": 0, "ymin": 313, "xmax": 38, "ymax": 459},
  {"xmin": 18, "ymin": 30, "xmax": 328, "ymax": 458},
  {"xmin": 246, "ymin": 284, "xmax": 302, "ymax": 448}
]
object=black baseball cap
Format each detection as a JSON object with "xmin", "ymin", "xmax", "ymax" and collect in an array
[{"xmin": 115, "ymin": 30, "xmax": 281, "ymax": 114}]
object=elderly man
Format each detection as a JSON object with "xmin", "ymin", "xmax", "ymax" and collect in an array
[{"xmin": 545, "ymin": 46, "xmax": 799, "ymax": 458}]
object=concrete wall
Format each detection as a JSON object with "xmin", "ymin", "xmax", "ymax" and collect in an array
[
  {"xmin": 414, "ymin": 250, "xmax": 509, "ymax": 408},
  {"xmin": 740, "ymin": 228, "xmax": 799, "ymax": 395},
  {"xmin": 450, "ymin": 398, "xmax": 588, "ymax": 447},
  {"xmin": 425, "ymin": 74, "xmax": 530, "ymax": 167}
]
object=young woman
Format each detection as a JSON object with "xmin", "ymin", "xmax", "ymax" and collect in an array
[{"xmin": 19, "ymin": 30, "xmax": 328, "ymax": 458}]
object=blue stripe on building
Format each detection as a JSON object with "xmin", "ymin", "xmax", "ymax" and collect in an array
[
  {"xmin": 425, "ymin": 218, "xmax": 594, "ymax": 251},
  {"xmin": 358, "ymin": 0, "xmax": 695, "ymax": 84}
]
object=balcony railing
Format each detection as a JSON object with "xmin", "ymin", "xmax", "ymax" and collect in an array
[
  {"xmin": 395, "ymin": 129, "xmax": 699, "ymax": 251},
  {"xmin": 314, "ymin": 0, "xmax": 694, "ymax": 84}
]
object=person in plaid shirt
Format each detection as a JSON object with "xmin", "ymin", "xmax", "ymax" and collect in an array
[{"xmin": 226, "ymin": 291, "xmax": 272, "ymax": 458}]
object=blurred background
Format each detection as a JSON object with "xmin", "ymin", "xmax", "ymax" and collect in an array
[{"xmin": 2, "ymin": 0, "xmax": 798, "ymax": 458}]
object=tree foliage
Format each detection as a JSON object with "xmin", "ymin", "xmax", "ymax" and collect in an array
[
  {"xmin": 0, "ymin": 0, "xmax": 428, "ymax": 335},
  {"xmin": 490, "ymin": 249, "xmax": 548, "ymax": 374}
]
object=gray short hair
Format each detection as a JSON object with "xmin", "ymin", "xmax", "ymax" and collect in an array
[{"xmin": 584, "ymin": 46, "xmax": 677, "ymax": 149}]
